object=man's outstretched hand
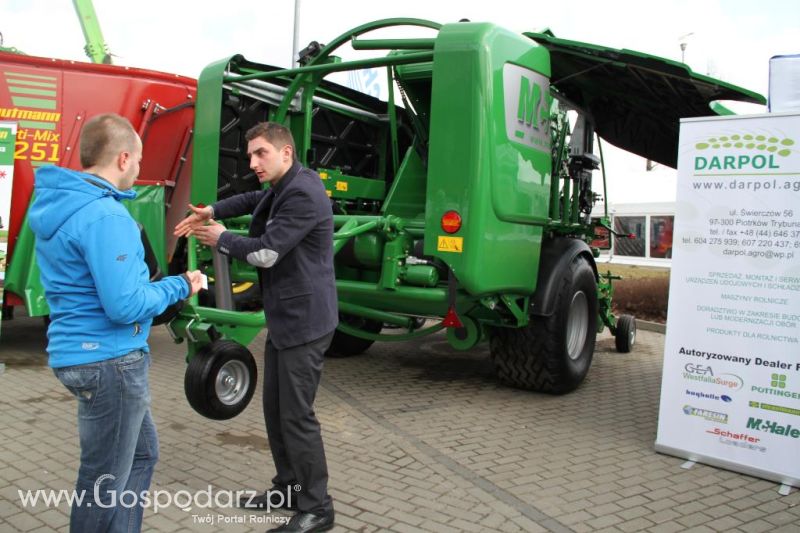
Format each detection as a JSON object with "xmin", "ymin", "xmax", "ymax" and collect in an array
[
  {"xmin": 191, "ymin": 220, "xmax": 227, "ymax": 248},
  {"xmin": 174, "ymin": 204, "xmax": 213, "ymax": 237}
]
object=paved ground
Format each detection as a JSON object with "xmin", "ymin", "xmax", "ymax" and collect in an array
[{"xmin": 1, "ymin": 314, "xmax": 798, "ymax": 533}]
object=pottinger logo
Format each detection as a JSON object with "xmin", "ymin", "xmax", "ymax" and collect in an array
[{"xmin": 751, "ymin": 373, "xmax": 800, "ymax": 400}]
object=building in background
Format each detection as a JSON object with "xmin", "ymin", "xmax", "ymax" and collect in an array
[{"xmin": 592, "ymin": 202, "xmax": 675, "ymax": 267}]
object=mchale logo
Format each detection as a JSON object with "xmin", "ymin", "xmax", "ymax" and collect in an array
[{"xmin": 745, "ymin": 417, "xmax": 800, "ymax": 439}]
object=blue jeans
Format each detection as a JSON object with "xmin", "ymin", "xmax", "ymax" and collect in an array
[{"xmin": 54, "ymin": 350, "xmax": 159, "ymax": 533}]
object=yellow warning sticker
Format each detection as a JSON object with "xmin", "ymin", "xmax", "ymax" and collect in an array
[
  {"xmin": 437, "ymin": 236, "xmax": 463, "ymax": 253},
  {"xmin": 335, "ymin": 181, "xmax": 348, "ymax": 191},
  {"xmin": 325, "ymin": 190, "xmax": 332, "ymax": 197},
  {"xmin": 319, "ymin": 172, "xmax": 329, "ymax": 180}
]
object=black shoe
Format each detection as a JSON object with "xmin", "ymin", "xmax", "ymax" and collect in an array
[
  {"xmin": 239, "ymin": 486, "xmax": 298, "ymax": 511},
  {"xmin": 268, "ymin": 511, "xmax": 334, "ymax": 532}
]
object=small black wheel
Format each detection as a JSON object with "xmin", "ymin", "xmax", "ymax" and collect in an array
[
  {"xmin": 326, "ymin": 315, "xmax": 382, "ymax": 357},
  {"xmin": 615, "ymin": 315, "xmax": 636, "ymax": 353},
  {"xmin": 184, "ymin": 340, "xmax": 257, "ymax": 420}
]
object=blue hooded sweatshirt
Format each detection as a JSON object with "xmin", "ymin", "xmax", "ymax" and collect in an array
[{"xmin": 28, "ymin": 165, "xmax": 190, "ymax": 368}]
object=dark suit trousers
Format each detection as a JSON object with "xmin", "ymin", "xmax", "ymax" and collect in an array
[{"xmin": 263, "ymin": 331, "xmax": 335, "ymax": 514}]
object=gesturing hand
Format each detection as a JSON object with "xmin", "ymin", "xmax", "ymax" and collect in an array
[
  {"xmin": 191, "ymin": 219, "xmax": 227, "ymax": 248},
  {"xmin": 174, "ymin": 204, "xmax": 213, "ymax": 237}
]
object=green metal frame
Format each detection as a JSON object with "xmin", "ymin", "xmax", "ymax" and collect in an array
[
  {"xmin": 71, "ymin": 0, "xmax": 113, "ymax": 64},
  {"xmin": 180, "ymin": 17, "xmax": 748, "ymax": 355}
]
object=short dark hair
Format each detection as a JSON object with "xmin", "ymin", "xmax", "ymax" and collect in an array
[
  {"xmin": 80, "ymin": 113, "xmax": 139, "ymax": 168},
  {"xmin": 245, "ymin": 122, "xmax": 297, "ymax": 161}
]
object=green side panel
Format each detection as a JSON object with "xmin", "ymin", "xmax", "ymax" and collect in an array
[
  {"xmin": 4, "ymin": 215, "xmax": 48, "ymax": 317},
  {"xmin": 424, "ymin": 23, "xmax": 551, "ymax": 296},
  {"xmin": 6, "ymin": 186, "xmax": 165, "ymax": 316},
  {"xmin": 523, "ymin": 31, "xmax": 765, "ymax": 168},
  {"xmin": 123, "ymin": 185, "xmax": 166, "ymax": 273},
  {"xmin": 192, "ymin": 56, "xmax": 234, "ymax": 205},
  {"xmin": 382, "ymin": 147, "xmax": 427, "ymax": 219}
]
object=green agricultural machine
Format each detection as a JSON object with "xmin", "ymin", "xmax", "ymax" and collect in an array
[{"xmin": 167, "ymin": 19, "xmax": 764, "ymax": 419}]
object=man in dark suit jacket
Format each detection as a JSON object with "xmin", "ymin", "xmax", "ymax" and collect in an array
[{"xmin": 175, "ymin": 122, "xmax": 337, "ymax": 533}]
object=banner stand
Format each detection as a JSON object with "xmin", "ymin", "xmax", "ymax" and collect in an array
[{"xmin": 655, "ymin": 112, "xmax": 800, "ymax": 491}]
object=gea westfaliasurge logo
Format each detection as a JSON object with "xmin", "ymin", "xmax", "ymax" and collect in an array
[{"xmin": 682, "ymin": 364, "xmax": 743, "ymax": 390}]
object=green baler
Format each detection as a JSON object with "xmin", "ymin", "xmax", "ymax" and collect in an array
[{"xmin": 171, "ymin": 19, "xmax": 764, "ymax": 419}]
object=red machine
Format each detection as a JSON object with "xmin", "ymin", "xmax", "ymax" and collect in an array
[{"xmin": 1, "ymin": 51, "xmax": 196, "ymax": 312}]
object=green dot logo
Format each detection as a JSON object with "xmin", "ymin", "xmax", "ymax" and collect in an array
[
  {"xmin": 770, "ymin": 373, "xmax": 786, "ymax": 389},
  {"xmin": 697, "ymin": 134, "xmax": 794, "ymax": 157}
]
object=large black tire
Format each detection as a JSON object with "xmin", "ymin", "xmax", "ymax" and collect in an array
[
  {"xmin": 325, "ymin": 315, "xmax": 382, "ymax": 358},
  {"xmin": 185, "ymin": 340, "xmax": 257, "ymax": 420},
  {"xmin": 615, "ymin": 315, "xmax": 636, "ymax": 353},
  {"xmin": 490, "ymin": 256, "xmax": 597, "ymax": 394}
]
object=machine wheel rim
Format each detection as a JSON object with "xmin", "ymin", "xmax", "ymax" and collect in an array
[
  {"xmin": 566, "ymin": 291, "xmax": 589, "ymax": 360},
  {"xmin": 215, "ymin": 360, "xmax": 250, "ymax": 405}
]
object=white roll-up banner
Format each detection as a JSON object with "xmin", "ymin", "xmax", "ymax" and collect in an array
[{"xmin": 656, "ymin": 112, "xmax": 800, "ymax": 487}]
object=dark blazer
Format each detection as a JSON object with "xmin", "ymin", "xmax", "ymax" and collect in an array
[{"xmin": 213, "ymin": 162, "xmax": 338, "ymax": 349}]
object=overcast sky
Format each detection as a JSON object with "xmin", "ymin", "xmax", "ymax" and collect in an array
[{"xmin": 3, "ymin": 0, "xmax": 798, "ymax": 203}]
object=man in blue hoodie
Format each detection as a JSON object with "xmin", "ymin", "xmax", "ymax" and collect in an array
[{"xmin": 29, "ymin": 113, "xmax": 202, "ymax": 533}]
